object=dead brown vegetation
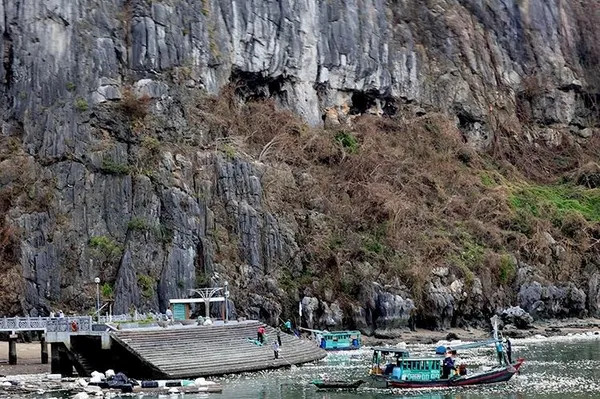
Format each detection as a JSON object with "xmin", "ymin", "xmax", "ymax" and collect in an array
[
  {"xmin": 119, "ymin": 87, "xmax": 151, "ymax": 121},
  {"xmin": 197, "ymin": 87, "xmax": 600, "ymax": 316}
]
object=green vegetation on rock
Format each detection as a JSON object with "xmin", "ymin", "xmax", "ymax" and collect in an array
[
  {"xmin": 510, "ymin": 184, "xmax": 600, "ymax": 222},
  {"xmin": 89, "ymin": 235, "xmax": 122, "ymax": 257},
  {"xmin": 101, "ymin": 282, "xmax": 114, "ymax": 299},
  {"xmin": 101, "ymin": 158, "xmax": 131, "ymax": 175},
  {"xmin": 138, "ymin": 274, "xmax": 155, "ymax": 298},
  {"xmin": 74, "ymin": 98, "xmax": 88, "ymax": 112},
  {"xmin": 335, "ymin": 131, "xmax": 359, "ymax": 153}
]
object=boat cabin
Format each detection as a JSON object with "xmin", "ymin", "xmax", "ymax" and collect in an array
[
  {"xmin": 318, "ymin": 331, "xmax": 361, "ymax": 350},
  {"xmin": 392, "ymin": 358, "xmax": 443, "ymax": 381},
  {"xmin": 370, "ymin": 347, "xmax": 410, "ymax": 376}
]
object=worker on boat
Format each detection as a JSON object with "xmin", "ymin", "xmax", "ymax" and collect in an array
[
  {"xmin": 284, "ymin": 319, "xmax": 292, "ymax": 332},
  {"xmin": 442, "ymin": 348, "xmax": 456, "ymax": 378},
  {"xmin": 451, "ymin": 350, "xmax": 465, "ymax": 376},
  {"xmin": 505, "ymin": 338, "xmax": 512, "ymax": 364},
  {"xmin": 496, "ymin": 340, "xmax": 504, "ymax": 365}
]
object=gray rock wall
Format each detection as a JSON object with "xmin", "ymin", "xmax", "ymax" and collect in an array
[{"xmin": 0, "ymin": 0, "xmax": 599, "ymax": 330}]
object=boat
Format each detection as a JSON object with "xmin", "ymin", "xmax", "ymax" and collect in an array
[
  {"xmin": 386, "ymin": 358, "xmax": 524, "ymax": 388},
  {"xmin": 370, "ymin": 320, "xmax": 524, "ymax": 389},
  {"xmin": 301, "ymin": 328, "xmax": 362, "ymax": 350},
  {"xmin": 311, "ymin": 379, "xmax": 366, "ymax": 389}
]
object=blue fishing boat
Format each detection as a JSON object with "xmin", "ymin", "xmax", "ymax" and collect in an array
[
  {"xmin": 370, "ymin": 321, "xmax": 524, "ymax": 389},
  {"xmin": 301, "ymin": 328, "xmax": 362, "ymax": 350}
]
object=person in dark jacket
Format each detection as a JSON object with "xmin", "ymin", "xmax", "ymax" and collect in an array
[
  {"xmin": 506, "ymin": 338, "xmax": 512, "ymax": 364},
  {"xmin": 442, "ymin": 350, "xmax": 456, "ymax": 379},
  {"xmin": 276, "ymin": 328, "xmax": 282, "ymax": 346}
]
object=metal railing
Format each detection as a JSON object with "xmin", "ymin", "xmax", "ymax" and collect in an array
[
  {"xmin": 0, "ymin": 316, "xmax": 93, "ymax": 333},
  {"xmin": 97, "ymin": 312, "xmax": 165, "ymax": 324}
]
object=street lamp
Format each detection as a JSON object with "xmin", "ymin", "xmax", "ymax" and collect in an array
[
  {"xmin": 224, "ymin": 281, "xmax": 229, "ymax": 323},
  {"xmin": 94, "ymin": 277, "xmax": 100, "ymax": 319}
]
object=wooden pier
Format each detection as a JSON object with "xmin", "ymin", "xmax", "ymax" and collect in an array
[{"xmin": 111, "ymin": 321, "xmax": 326, "ymax": 378}]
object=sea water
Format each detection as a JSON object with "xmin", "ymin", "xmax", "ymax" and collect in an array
[{"xmin": 25, "ymin": 333, "xmax": 600, "ymax": 399}]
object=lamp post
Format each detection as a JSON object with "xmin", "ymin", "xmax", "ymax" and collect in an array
[
  {"xmin": 94, "ymin": 277, "xmax": 100, "ymax": 320},
  {"xmin": 224, "ymin": 281, "xmax": 229, "ymax": 323}
]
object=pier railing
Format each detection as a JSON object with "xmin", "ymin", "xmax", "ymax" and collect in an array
[{"xmin": 0, "ymin": 316, "xmax": 93, "ymax": 333}]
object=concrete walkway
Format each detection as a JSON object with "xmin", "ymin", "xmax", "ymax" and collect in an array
[{"xmin": 111, "ymin": 321, "xmax": 326, "ymax": 378}]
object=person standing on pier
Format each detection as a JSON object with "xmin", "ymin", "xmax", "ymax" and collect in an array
[
  {"xmin": 273, "ymin": 341, "xmax": 280, "ymax": 359},
  {"xmin": 257, "ymin": 325, "xmax": 266, "ymax": 344}
]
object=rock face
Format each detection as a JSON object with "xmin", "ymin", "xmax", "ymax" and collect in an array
[
  {"xmin": 0, "ymin": 0, "xmax": 599, "ymax": 329},
  {"xmin": 501, "ymin": 306, "xmax": 534, "ymax": 329},
  {"xmin": 518, "ymin": 281, "xmax": 587, "ymax": 319}
]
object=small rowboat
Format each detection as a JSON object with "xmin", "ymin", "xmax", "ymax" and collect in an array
[{"xmin": 311, "ymin": 379, "xmax": 366, "ymax": 389}]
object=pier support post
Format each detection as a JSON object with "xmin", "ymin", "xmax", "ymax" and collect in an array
[
  {"xmin": 40, "ymin": 333, "xmax": 48, "ymax": 364},
  {"xmin": 50, "ymin": 343, "xmax": 73, "ymax": 376},
  {"xmin": 8, "ymin": 334, "xmax": 17, "ymax": 365}
]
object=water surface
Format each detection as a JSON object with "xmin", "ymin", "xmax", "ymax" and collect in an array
[{"xmin": 33, "ymin": 333, "xmax": 600, "ymax": 399}]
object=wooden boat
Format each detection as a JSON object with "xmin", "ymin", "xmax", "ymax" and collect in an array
[
  {"xmin": 371, "ymin": 319, "xmax": 524, "ymax": 389},
  {"xmin": 311, "ymin": 379, "xmax": 366, "ymax": 389},
  {"xmin": 387, "ymin": 358, "xmax": 524, "ymax": 388},
  {"xmin": 301, "ymin": 328, "xmax": 362, "ymax": 350}
]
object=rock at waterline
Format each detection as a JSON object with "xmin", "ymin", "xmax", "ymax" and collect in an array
[{"xmin": 501, "ymin": 306, "xmax": 534, "ymax": 329}]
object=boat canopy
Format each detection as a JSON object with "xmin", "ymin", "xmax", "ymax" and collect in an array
[
  {"xmin": 372, "ymin": 347, "xmax": 410, "ymax": 356},
  {"xmin": 435, "ymin": 338, "xmax": 501, "ymax": 354}
]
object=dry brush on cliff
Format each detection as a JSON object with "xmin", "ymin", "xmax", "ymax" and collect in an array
[{"xmin": 192, "ymin": 89, "xmax": 600, "ymax": 322}]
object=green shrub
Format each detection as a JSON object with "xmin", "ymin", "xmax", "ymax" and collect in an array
[
  {"xmin": 363, "ymin": 236, "xmax": 383, "ymax": 254},
  {"xmin": 66, "ymin": 82, "xmax": 76, "ymax": 92},
  {"xmin": 101, "ymin": 159, "xmax": 131, "ymax": 175},
  {"xmin": 335, "ymin": 131, "xmax": 359, "ymax": 153},
  {"xmin": 222, "ymin": 143, "xmax": 236, "ymax": 159},
  {"xmin": 498, "ymin": 254, "xmax": 516, "ymax": 285},
  {"xmin": 89, "ymin": 236, "xmax": 122, "ymax": 257},
  {"xmin": 101, "ymin": 283, "xmax": 114, "ymax": 299},
  {"xmin": 138, "ymin": 274, "xmax": 155, "ymax": 298},
  {"xmin": 458, "ymin": 238, "xmax": 485, "ymax": 270},
  {"xmin": 127, "ymin": 217, "xmax": 150, "ymax": 231},
  {"xmin": 75, "ymin": 98, "xmax": 88, "ymax": 112},
  {"xmin": 141, "ymin": 136, "xmax": 160, "ymax": 153}
]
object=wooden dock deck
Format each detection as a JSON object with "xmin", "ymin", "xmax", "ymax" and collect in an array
[{"xmin": 110, "ymin": 321, "xmax": 326, "ymax": 378}]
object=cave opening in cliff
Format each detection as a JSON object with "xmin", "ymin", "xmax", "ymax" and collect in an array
[
  {"xmin": 230, "ymin": 69, "xmax": 287, "ymax": 102},
  {"xmin": 350, "ymin": 91, "xmax": 397, "ymax": 116},
  {"xmin": 350, "ymin": 91, "xmax": 377, "ymax": 115}
]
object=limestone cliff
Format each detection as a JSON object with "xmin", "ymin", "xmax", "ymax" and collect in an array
[{"xmin": 0, "ymin": 0, "xmax": 599, "ymax": 333}]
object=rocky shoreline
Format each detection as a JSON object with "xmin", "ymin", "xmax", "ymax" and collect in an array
[{"xmin": 362, "ymin": 317, "xmax": 600, "ymax": 346}]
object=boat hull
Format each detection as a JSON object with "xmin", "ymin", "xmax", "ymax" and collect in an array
[
  {"xmin": 312, "ymin": 380, "xmax": 366, "ymax": 389},
  {"xmin": 388, "ymin": 359, "xmax": 524, "ymax": 389}
]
